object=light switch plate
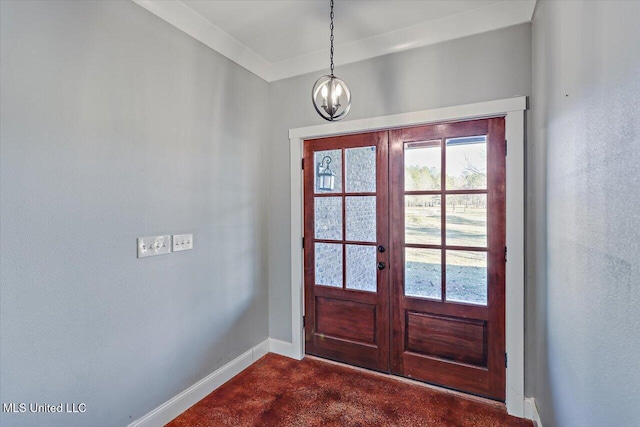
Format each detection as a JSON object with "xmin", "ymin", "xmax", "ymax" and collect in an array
[
  {"xmin": 173, "ymin": 233, "xmax": 193, "ymax": 252},
  {"xmin": 137, "ymin": 235, "xmax": 171, "ymax": 258}
]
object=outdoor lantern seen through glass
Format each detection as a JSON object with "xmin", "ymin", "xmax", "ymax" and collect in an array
[
  {"xmin": 312, "ymin": 0, "xmax": 351, "ymax": 121},
  {"xmin": 317, "ymin": 156, "xmax": 336, "ymax": 191}
]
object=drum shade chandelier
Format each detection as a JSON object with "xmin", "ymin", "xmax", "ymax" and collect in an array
[{"xmin": 312, "ymin": 0, "xmax": 351, "ymax": 121}]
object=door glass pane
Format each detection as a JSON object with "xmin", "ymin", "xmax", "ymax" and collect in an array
[
  {"xmin": 315, "ymin": 197, "xmax": 342, "ymax": 240},
  {"xmin": 346, "ymin": 146, "xmax": 376, "ymax": 193},
  {"xmin": 314, "ymin": 149, "xmax": 342, "ymax": 193},
  {"xmin": 405, "ymin": 248, "xmax": 441, "ymax": 300},
  {"xmin": 404, "ymin": 141, "xmax": 441, "ymax": 191},
  {"xmin": 346, "ymin": 196, "xmax": 376, "ymax": 242},
  {"xmin": 445, "ymin": 194, "xmax": 487, "ymax": 247},
  {"xmin": 446, "ymin": 136, "xmax": 487, "ymax": 190},
  {"xmin": 346, "ymin": 245, "xmax": 377, "ymax": 292},
  {"xmin": 315, "ymin": 243, "xmax": 343, "ymax": 288},
  {"xmin": 446, "ymin": 250, "xmax": 487, "ymax": 305},
  {"xmin": 405, "ymin": 195, "xmax": 441, "ymax": 245}
]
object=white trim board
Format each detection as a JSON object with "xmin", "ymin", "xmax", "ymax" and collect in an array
[
  {"xmin": 524, "ymin": 398, "xmax": 544, "ymax": 427},
  {"xmin": 132, "ymin": 0, "xmax": 271, "ymax": 79},
  {"xmin": 128, "ymin": 340, "xmax": 270, "ymax": 427},
  {"xmin": 128, "ymin": 336, "xmax": 537, "ymax": 426},
  {"xmin": 268, "ymin": 338, "xmax": 297, "ymax": 359},
  {"xmin": 288, "ymin": 96, "xmax": 528, "ymax": 417},
  {"xmin": 132, "ymin": 1, "xmax": 536, "ymax": 82}
]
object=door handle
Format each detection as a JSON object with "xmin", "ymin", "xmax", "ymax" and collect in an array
[
  {"xmin": 377, "ymin": 262, "xmax": 386, "ymax": 270},
  {"xmin": 377, "ymin": 245, "xmax": 386, "ymax": 253}
]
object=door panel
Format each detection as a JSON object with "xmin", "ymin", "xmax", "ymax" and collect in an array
[
  {"xmin": 405, "ymin": 312, "xmax": 487, "ymax": 366},
  {"xmin": 304, "ymin": 131, "xmax": 389, "ymax": 372},
  {"xmin": 316, "ymin": 297, "xmax": 376, "ymax": 344},
  {"xmin": 390, "ymin": 118, "xmax": 506, "ymax": 401}
]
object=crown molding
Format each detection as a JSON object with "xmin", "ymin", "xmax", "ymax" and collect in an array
[
  {"xmin": 133, "ymin": 0, "xmax": 536, "ymax": 82},
  {"xmin": 132, "ymin": 0, "xmax": 273, "ymax": 78}
]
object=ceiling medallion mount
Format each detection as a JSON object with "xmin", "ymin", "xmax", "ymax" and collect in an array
[{"xmin": 312, "ymin": 0, "xmax": 351, "ymax": 121}]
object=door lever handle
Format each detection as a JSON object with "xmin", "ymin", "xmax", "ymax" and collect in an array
[{"xmin": 377, "ymin": 262, "xmax": 386, "ymax": 270}]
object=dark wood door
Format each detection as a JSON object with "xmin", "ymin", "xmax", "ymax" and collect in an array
[
  {"xmin": 389, "ymin": 118, "xmax": 506, "ymax": 400},
  {"xmin": 304, "ymin": 118, "xmax": 506, "ymax": 400},
  {"xmin": 303, "ymin": 131, "xmax": 390, "ymax": 372}
]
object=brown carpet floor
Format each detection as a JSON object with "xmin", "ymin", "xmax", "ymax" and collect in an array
[{"xmin": 167, "ymin": 353, "xmax": 533, "ymax": 427}]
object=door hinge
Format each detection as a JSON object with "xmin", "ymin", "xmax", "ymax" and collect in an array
[
  {"xmin": 505, "ymin": 139, "xmax": 508, "ymax": 156},
  {"xmin": 505, "ymin": 246, "xmax": 507, "ymax": 263},
  {"xmin": 302, "ymin": 237, "xmax": 305, "ymax": 249},
  {"xmin": 505, "ymin": 352, "xmax": 508, "ymax": 368},
  {"xmin": 303, "ymin": 315, "xmax": 306, "ymax": 328},
  {"xmin": 302, "ymin": 158, "xmax": 304, "ymax": 169}
]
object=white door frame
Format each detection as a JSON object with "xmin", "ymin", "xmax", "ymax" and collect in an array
[{"xmin": 287, "ymin": 97, "xmax": 527, "ymax": 417}]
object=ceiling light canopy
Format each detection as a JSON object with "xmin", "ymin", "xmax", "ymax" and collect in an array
[{"xmin": 312, "ymin": 0, "xmax": 351, "ymax": 121}]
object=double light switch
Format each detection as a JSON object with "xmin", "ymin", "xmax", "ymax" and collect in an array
[{"xmin": 137, "ymin": 234, "xmax": 193, "ymax": 258}]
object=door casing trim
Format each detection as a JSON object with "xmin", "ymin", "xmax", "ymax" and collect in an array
[{"xmin": 288, "ymin": 96, "xmax": 527, "ymax": 417}]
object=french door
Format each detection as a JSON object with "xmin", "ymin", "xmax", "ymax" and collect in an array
[
  {"xmin": 304, "ymin": 118, "xmax": 506, "ymax": 401},
  {"xmin": 303, "ymin": 131, "xmax": 390, "ymax": 372}
]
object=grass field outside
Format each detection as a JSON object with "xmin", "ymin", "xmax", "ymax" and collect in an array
[{"xmin": 405, "ymin": 202, "xmax": 488, "ymax": 305}]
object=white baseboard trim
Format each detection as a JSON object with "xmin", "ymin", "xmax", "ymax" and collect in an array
[
  {"xmin": 268, "ymin": 338, "xmax": 297, "ymax": 359},
  {"xmin": 130, "ymin": 338, "xmax": 533, "ymax": 427},
  {"xmin": 524, "ymin": 397, "xmax": 543, "ymax": 427},
  {"xmin": 128, "ymin": 339, "xmax": 270, "ymax": 427}
]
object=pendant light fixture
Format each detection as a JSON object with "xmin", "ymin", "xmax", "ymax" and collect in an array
[{"xmin": 312, "ymin": 0, "xmax": 351, "ymax": 121}]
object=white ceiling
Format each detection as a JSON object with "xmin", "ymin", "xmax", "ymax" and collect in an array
[{"xmin": 133, "ymin": 0, "xmax": 536, "ymax": 82}]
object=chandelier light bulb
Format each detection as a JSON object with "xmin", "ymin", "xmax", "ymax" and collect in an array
[{"xmin": 313, "ymin": 75, "xmax": 351, "ymax": 121}]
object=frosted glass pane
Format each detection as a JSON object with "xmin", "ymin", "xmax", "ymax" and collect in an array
[
  {"xmin": 346, "ymin": 245, "xmax": 377, "ymax": 292},
  {"xmin": 315, "ymin": 197, "xmax": 342, "ymax": 240},
  {"xmin": 346, "ymin": 196, "xmax": 376, "ymax": 242},
  {"xmin": 346, "ymin": 146, "xmax": 376, "ymax": 192},
  {"xmin": 315, "ymin": 243, "xmax": 343, "ymax": 288},
  {"xmin": 314, "ymin": 149, "xmax": 342, "ymax": 193}
]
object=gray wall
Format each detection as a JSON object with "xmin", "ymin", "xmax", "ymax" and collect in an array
[
  {"xmin": 11, "ymin": 1, "xmax": 637, "ymax": 425},
  {"xmin": 268, "ymin": 24, "xmax": 532, "ymax": 344},
  {"xmin": 0, "ymin": 1, "xmax": 269, "ymax": 426},
  {"xmin": 531, "ymin": 1, "xmax": 640, "ymax": 426}
]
